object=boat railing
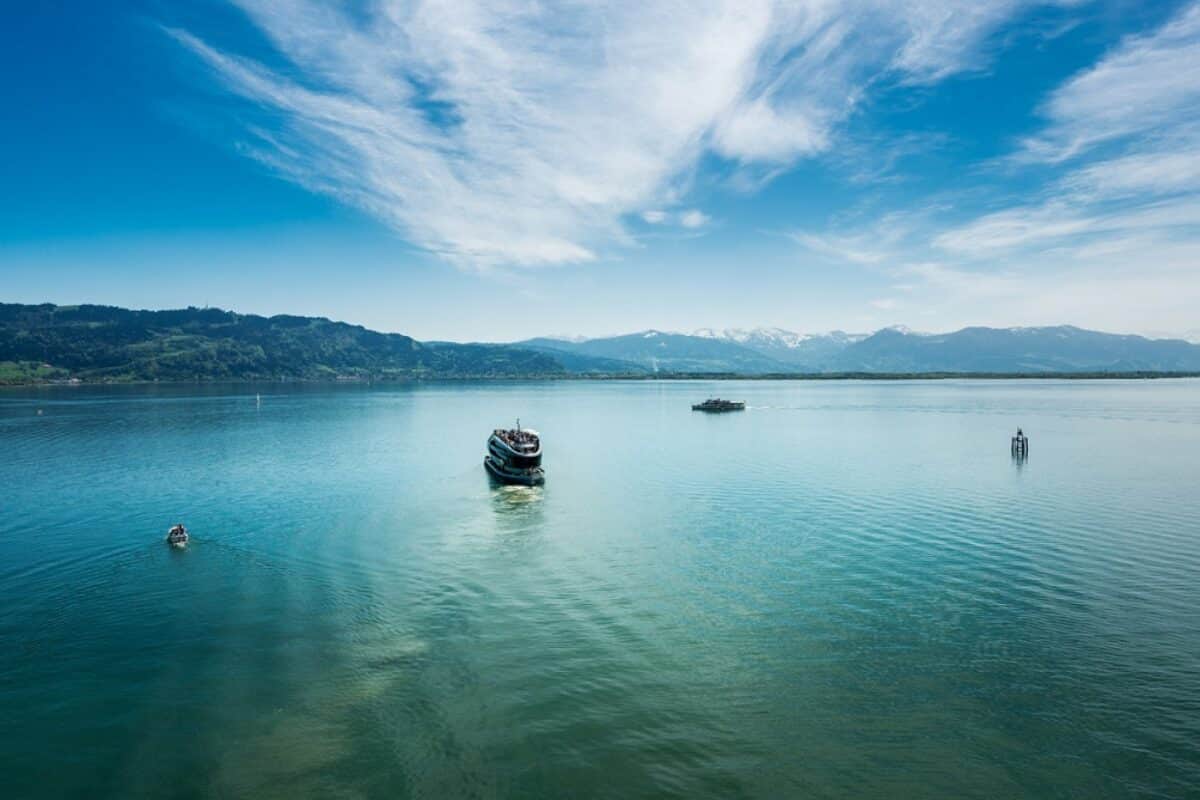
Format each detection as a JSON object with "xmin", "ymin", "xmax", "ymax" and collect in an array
[{"xmin": 493, "ymin": 429, "xmax": 541, "ymax": 451}]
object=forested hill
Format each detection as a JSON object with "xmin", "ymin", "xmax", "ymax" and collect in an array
[{"xmin": 0, "ymin": 304, "xmax": 566, "ymax": 383}]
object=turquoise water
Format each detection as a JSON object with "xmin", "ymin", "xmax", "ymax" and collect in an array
[{"xmin": 2, "ymin": 380, "xmax": 1199, "ymax": 798}]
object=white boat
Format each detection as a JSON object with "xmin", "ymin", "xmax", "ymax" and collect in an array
[
  {"xmin": 485, "ymin": 422, "xmax": 545, "ymax": 485},
  {"xmin": 166, "ymin": 524, "xmax": 189, "ymax": 548}
]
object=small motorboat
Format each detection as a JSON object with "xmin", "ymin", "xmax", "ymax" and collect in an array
[{"xmin": 166, "ymin": 524, "xmax": 189, "ymax": 548}]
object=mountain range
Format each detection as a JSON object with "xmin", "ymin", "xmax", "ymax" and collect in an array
[
  {"xmin": 515, "ymin": 326, "xmax": 1200, "ymax": 374},
  {"xmin": 692, "ymin": 328, "xmax": 869, "ymax": 368},
  {"xmin": 2, "ymin": 303, "xmax": 1199, "ymax": 384}
]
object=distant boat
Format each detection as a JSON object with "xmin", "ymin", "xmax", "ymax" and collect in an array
[
  {"xmin": 166, "ymin": 523, "xmax": 189, "ymax": 548},
  {"xmin": 485, "ymin": 421, "xmax": 545, "ymax": 485},
  {"xmin": 692, "ymin": 398, "xmax": 746, "ymax": 412}
]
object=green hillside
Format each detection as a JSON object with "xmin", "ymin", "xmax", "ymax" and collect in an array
[{"xmin": 0, "ymin": 304, "xmax": 565, "ymax": 383}]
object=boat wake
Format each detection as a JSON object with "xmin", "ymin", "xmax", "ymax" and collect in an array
[{"xmin": 493, "ymin": 485, "xmax": 543, "ymax": 505}]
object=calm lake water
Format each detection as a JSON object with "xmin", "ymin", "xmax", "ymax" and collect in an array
[{"xmin": 2, "ymin": 380, "xmax": 1199, "ymax": 798}]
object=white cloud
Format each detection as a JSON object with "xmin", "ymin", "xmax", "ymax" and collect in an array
[
  {"xmin": 641, "ymin": 208, "xmax": 710, "ymax": 228},
  {"xmin": 1061, "ymin": 135, "xmax": 1200, "ymax": 199},
  {"xmin": 934, "ymin": 3, "xmax": 1200, "ymax": 265},
  {"xmin": 935, "ymin": 198, "xmax": 1200, "ymax": 254},
  {"xmin": 793, "ymin": 232, "xmax": 889, "ymax": 264},
  {"xmin": 713, "ymin": 97, "xmax": 831, "ymax": 163},
  {"xmin": 174, "ymin": 0, "xmax": 1062, "ymax": 267},
  {"xmin": 773, "ymin": 2, "xmax": 1200, "ymax": 336},
  {"xmin": 1019, "ymin": 2, "xmax": 1200, "ymax": 163},
  {"xmin": 791, "ymin": 208, "xmax": 929, "ymax": 264},
  {"xmin": 933, "ymin": 202, "xmax": 1092, "ymax": 253},
  {"xmin": 891, "ymin": 0, "xmax": 1078, "ymax": 83}
]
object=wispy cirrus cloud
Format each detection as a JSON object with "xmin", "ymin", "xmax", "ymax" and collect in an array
[
  {"xmin": 173, "ymin": 0, "xmax": 1067, "ymax": 268},
  {"xmin": 790, "ymin": 2, "xmax": 1200, "ymax": 334},
  {"xmin": 790, "ymin": 208, "xmax": 932, "ymax": 264},
  {"xmin": 938, "ymin": 2, "xmax": 1200, "ymax": 261},
  {"xmin": 1060, "ymin": 141, "xmax": 1200, "ymax": 199},
  {"xmin": 933, "ymin": 198, "xmax": 1200, "ymax": 255},
  {"xmin": 791, "ymin": 232, "xmax": 891, "ymax": 265},
  {"xmin": 1018, "ymin": 2, "xmax": 1200, "ymax": 164}
]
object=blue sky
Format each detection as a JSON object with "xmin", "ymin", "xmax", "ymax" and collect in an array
[{"xmin": 3, "ymin": 1, "xmax": 1198, "ymax": 341}]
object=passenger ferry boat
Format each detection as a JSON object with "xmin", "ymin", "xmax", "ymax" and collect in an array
[
  {"xmin": 691, "ymin": 398, "xmax": 745, "ymax": 412},
  {"xmin": 485, "ymin": 421, "xmax": 545, "ymax": 485}
]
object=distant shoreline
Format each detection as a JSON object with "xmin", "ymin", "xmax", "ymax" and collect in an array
[
  {"xmin": 8, "ymin": 304, "xmax": 1200, "ymax": 383},
  {"xmin": 4, "ymin": 371, "xmax": 1200, "ymax": 388}
]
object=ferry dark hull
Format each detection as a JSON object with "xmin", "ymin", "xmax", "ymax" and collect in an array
[{"xmin": 484, "ymin": 455, "xmax": 545, "ymax": 485}]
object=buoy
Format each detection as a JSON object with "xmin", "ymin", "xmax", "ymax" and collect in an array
[{"xmin": 1011, "ymin": 427, "xmax": 1029, "ymax": 457}]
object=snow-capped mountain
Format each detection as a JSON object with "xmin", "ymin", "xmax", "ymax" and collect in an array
[
  {"xmin": 515, "ymin": 330, "xmax": 785, "ymax": 373},
  {"xmin": 693, "ymin": 327, "xmax": 814, "ymax": 348},
  {"xmin": 691, "ymin": 327, "xmax": 868, "ymax": 366},
  {"xmin": 513, "ymin": 325, "xmax": 1200, "ymax": 374}
]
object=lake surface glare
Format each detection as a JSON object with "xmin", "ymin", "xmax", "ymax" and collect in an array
[{"xmin": 2, "ymin": 380, "xmax": 1199, "ymax": 798}]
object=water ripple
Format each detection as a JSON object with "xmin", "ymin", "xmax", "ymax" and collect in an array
[{"xmin": 2, "ymin": 381, "xmax": 1199, "ymax": 798}]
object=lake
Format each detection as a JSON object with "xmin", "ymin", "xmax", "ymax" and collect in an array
[{"xmin": 2, "ymin": 380, "xmax": 1199, "ymax": 798}]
